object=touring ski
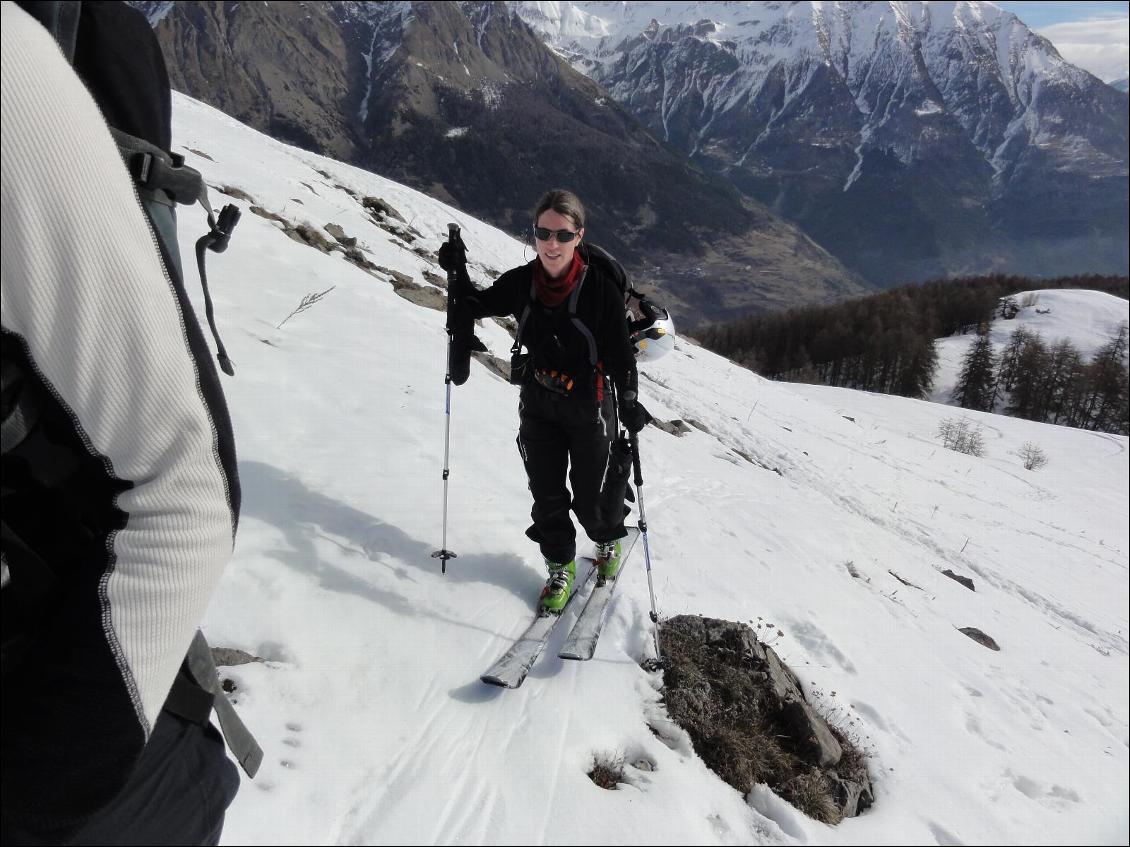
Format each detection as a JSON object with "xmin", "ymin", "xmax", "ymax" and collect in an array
[
  {"xmin": 558, "ymin": 527, "xmax": 641, "ymax": 661},
  {"xmin": 480, "ymin": 563, "xmax": 597, "ymax": 689}
]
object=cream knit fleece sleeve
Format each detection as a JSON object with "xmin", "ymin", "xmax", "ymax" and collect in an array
[{"xmin": 1, "ymin": 0, "xmax": 235, "ymax": 733}]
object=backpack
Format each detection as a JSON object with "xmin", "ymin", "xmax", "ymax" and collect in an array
[
  {"xmin": 3, "ymin": 0, "xmax": 260, "ymax": 777},
  {"xmin": 18, "ymin": 0, "xmax": 239, "ymax": 377},
  {"xmin": 581, "ymin": 243, "xmax": 636, "ymax": 303}
]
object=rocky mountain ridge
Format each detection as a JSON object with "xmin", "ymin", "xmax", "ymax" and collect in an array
[
  {"xmin": 134, "ymin": 0, "xmax": 866, "ymax": 325},
  {"xmin": 514, "ymin": 0, "xmax": 1129, "ymax": 286}
]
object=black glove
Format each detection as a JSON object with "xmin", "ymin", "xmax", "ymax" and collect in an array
[
  {"xmin": 438, "ymin": 240, "xmax": 463, "ymax": 272},
  {"xmin": 619, "ymin": 398, "xmax": 651, "ymax": 434}
]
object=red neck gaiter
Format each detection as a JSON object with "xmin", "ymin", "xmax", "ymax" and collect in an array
[{"xmin": 533, "ymin": 251, "xmax": 585, "ymax": 307}]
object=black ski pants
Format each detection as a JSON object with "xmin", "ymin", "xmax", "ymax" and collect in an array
[
  {"xmin": 66, "ymin": 710, "xmax": 239, "ymax": 846},
  {"xmin": 517, "ymin": 385, "xmax": 627, "ymax": 564}
]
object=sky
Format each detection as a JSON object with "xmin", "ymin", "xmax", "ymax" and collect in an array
[
  {"xmin": 164, "ymin": 91, "xmax": 1129, "ymax": 847},
  {"xmin": 996, "ymin": 1, "xmax": 1130, "ymax": 81}
]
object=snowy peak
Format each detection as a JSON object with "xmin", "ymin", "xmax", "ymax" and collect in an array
[
  {"xmin": 138, "ymin": 0, "xmax": 865, "ymax": 324},
  {"xmin": 513, "ymin": 1, "xmax": 1129, "ymax": 286},
  {"xmin": 516, "ymin": 0, "xmax": 1096, "ymax": 162}
]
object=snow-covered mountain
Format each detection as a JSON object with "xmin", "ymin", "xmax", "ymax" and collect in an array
[
  {"xmin": 133, "ymin": 0, "xmax": 866, "ymax": 327},
  {"xmin": 167, "ymin": 91, "xmax": 1127, "ymax": 845},
  {"xmin": 514, "ymin": 1, "xmax": 1130, "ymax": 286}
]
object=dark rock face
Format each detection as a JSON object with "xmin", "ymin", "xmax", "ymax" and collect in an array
[
  {"xmin": 959, "ymin": 626, "xmax": 1000, "ymax": 650},
  {"xmin": 137, "ymin": 0, "xmax": 364, "ymax": 162},
  {"xmin": 211, "ymin": 646, "xmax": 263, "ymax": 666},
  {"xmin": 942, "ymin": 568, "xmax": 976, "ymax": 591},
  {"xmin": 660, "ymin": 615, "xmax": 873, "ymax": 823},
  {"xmin": 134, "ymin": 0, "xmax": 866, "ymax": 325}
]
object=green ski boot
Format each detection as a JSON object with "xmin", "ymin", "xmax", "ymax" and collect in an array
[
  {"xmin": 539, "ymin": 559, "xmax": 576, "ymax": 614},
  {"xmin": 595, "ymin": 539, "xmax": 623, "ymax": 581}
]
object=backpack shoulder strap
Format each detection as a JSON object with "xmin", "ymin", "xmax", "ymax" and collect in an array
[
  {"xmin": 107, "ymin": 126, "xmax": 240, "ymax": 376},
  {"xmin": 511, "ymin": 269, "xmax": 599, "ymax": 369},
  {"xmin": 14, "ymin": 1, "xmax": 80, "ymax": 61},
  {"xmin": 568, "ymin": 268, "xmax": 598, "ymax": 367},
  {"xmin": 34, "ymin": 0, "xmax": 242, "ymax": 378}
]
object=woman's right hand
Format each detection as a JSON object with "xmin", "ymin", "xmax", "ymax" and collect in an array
[{"xmin": 620, "ymin": 398, "xmax": 651, "ymax": 434}]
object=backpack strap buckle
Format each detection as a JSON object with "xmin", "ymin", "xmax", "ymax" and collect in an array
[
  {"xmin": 111, "ymin": 127, "xmax": 203, "ymax": 206},
  {"xmin": 126, "ymin": 148, "xmax": 203, "ymax": 206}
]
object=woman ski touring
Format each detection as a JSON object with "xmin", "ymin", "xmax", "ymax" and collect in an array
[{"xmin": 440, "ymin": 190, "xmax": 651, "ymax": 614}]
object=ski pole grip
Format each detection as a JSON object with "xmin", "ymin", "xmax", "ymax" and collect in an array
[
  {"xmin": 445, "ymin": 223, "xmax": 463, "ymax": 286},
  {"xmin": 444, "ymin": 224, "xmax": 461, "ymax": 306}
]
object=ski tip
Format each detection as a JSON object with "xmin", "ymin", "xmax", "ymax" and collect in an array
[{"xmin": 480, "ymin": 674, "xmax": 521, "ymax": 689}]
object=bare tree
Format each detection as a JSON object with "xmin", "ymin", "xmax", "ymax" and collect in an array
[
  {"xmin": 937, "ymin": 415, "xmax": 986, "ymax": 457},
  {"xmin": 1018, "ymin": 442, "xmax": 1048, "ymax": 471}
]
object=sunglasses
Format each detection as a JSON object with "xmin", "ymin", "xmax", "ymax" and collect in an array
[{"xmin": 533, "ymin": 226, "xmax": 579, "ymax": 244}]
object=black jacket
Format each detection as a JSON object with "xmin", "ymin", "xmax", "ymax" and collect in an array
[{"xmin": 466, "ymin": 258, "xmax": 638, "ymax": 404}]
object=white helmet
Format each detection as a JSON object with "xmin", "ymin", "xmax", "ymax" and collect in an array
[{"xmin": 629, "ymin": 298, "xmax": 675, "ymax": 362}]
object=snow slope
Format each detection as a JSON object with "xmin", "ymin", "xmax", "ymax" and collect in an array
[
  {"xmin": 930, "ymin": 288, "xmax": 1129, "ymax": 405},
  {"xmin": 168, "ymin": 92, "xmax": 1128, "ymax": 846}
]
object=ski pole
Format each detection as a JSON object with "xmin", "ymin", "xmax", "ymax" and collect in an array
[
  {"xmin": 431, "ymin": 223, "xmax": 461, "ymax": 574},
  {"xmin": 630, "ymin": 432, "xmax": 662, "ymax": 664}
]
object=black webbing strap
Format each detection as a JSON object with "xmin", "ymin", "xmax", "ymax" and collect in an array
[
  {"xmin": 162, "ymin": 664, "xmax": 215, "ymax": 724},
  {"xmin": 180, "ymin": 630, "xmax": 263, "ymax": 778}
]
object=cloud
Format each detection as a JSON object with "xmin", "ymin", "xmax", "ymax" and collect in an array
[{"xmin": 1038, "ymin": 16, "xmax": 1130, "ymax": 83}]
